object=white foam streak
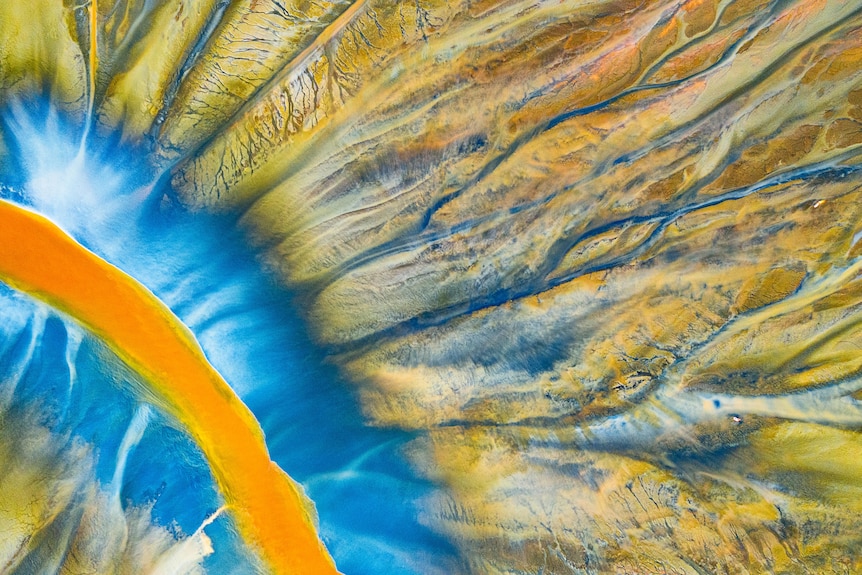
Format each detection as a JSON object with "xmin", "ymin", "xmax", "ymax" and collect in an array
[
  {"xmin": 62, "ymin": 325, "xmax": 83, "ymax": 414},
  {"xmin": 0, "ymin": 306, "xmax": 46, "ymax": 412},
  {"xmin": 112, "ymin": 405, "xmax": 152, "ymax": 499}
]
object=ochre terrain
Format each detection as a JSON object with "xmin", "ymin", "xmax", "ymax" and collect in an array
[{"xmin": 2, "ymin": 0, "xmax": 862, "ymax": 573}]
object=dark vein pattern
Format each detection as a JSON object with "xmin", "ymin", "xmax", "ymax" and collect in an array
[{"xmin": 2, "ymin": 0, "xmax": 862, "ymax": 573}]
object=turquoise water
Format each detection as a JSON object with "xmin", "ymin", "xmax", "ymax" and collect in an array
[{"xmin": 0, "ymin": 103, "xmax": 458, "ymax": 574}]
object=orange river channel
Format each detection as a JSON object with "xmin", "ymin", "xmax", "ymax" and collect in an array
[{"xmin": 0, "ymin": 198, "xmax": 340, "ymax": 574}]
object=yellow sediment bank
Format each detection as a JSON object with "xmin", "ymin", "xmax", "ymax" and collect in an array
[
  {"xmin": 0, "ymin": 199, "xmax": 339, "ymax": 575},
  {"xmin": 87, "ymin": 0, "xmax": 98, "ymax": 116}
]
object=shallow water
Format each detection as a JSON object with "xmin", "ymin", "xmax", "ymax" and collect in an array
[{"xmin": 0, "ymin": 106, "xmax": 457, "ymax": 574}]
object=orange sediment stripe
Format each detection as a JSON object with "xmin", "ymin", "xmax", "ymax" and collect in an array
[{"xmin": 0, "ymin": 199, "xmax": 339, "ymax": 575}]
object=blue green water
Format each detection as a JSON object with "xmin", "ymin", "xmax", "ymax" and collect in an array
[{"xmin": 0, "ymin": 103, "xmax": 458, "ymax": 574}]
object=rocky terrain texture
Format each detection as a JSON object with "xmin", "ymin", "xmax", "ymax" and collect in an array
[{"xmin": 2, "ymin": 0, "xmax": 862, "ymax": 573}]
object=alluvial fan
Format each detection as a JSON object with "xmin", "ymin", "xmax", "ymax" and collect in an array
[{"xmin": 2, "ymin": 0, "xmax": 862, "ymax": 574}]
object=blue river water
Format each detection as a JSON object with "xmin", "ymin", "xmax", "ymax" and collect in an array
[{"xmin": 0, "ymin": 103, "xmax": 458, "ymax": 573}]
